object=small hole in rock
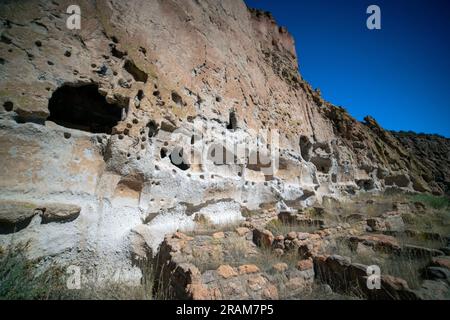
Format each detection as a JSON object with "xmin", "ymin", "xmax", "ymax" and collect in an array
[
  {"xmin": 3, "ymin": 101, "xmax": 13, "ymax": 111},
  {"xmin": 139, "ymin": 47, "xmax": 147, "ymax": 55},
  {"xmin": 35, "ymin": 40, "xmax": 42, "ymax": 47},
  {"xmin": 1, "ymin": 35, "xmax": 12, "ymax": 44},
  {"xmin": 111, "ymin": 45, "xmax": 127, "ymax": 59},
  {"xmin": 160, "ymin": 148, "xmax": 167, "ymax": 159},
  {"xmin": 124, "ymin": 59, "xmax": 148, "ymax": 83},
  {"xmin": 147, "ymin": 120, "xmax": 159, "ymax": 138},
  {"xmin": 64, "ymin": 132, "xmax": 71, "ymax": 139},
  {"xmin": 169, "ymin": 147, "xmax": 190, "ymax": 171},
  {"xmin": 227, "ymin": 111, "xmax": 237, "ymax": 130},
  {"xmin": 171, "ymin": 91, "xmax": 183, "ymax": 106}
]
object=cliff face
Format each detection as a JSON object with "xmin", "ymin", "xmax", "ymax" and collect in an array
[
  {"xmin": 393, "ymin": 132, "xmax": 450, "ymax": 194},
  {"xmin": 0, "ymin": 0, "xmax": 448, "ymax": 274}
]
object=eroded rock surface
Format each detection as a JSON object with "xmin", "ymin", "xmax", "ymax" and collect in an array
[{"xmin": 0, "ymin": 0, "xmax": 449, "ymax": 292}]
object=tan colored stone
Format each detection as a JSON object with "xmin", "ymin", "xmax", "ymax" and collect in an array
[
  {"xmin": 0, "ymin": 200, "xmax": 40, "ymax": 232},
  {"xmin": 286, "ymin": 277, "xmax": 306, "ymax": 291},
  {"xmin": 297, "ymin": 259, "xmax": 313, "ymax": 271},
  {"xmin": 431, "ymin": 256, "xmax": 450, "ymax": 270},
  {"xmin": 235, "ymin": 227, "xmax": 250, "ymax": 236},
  {"xmin": 217, "ymin": 265, "xmax": 237, "ymax": 279},
  {"xmin": 272, "ymin": 262, "xmax": 288, "ymax": 272},
  {"xmin": 40, "ymin": 203, "xmax": 81, "ymax": 224},
  {"xmin": 247, "ymin": 275, "xmax": 267, "ymax": 291},
  {"xmin": 238, "ymin": 264, "xmax": 260, "ymax": 274},
  {"xmin": 253, "ymin": 228, "xmax": 274, "ymax": 247},
  {"xmin": 381, "ymin": 275, "xmax": 409, "ymax": 291},
  {"xmin": 297, "ymin": 232, "xmax": 310, "ymax": 240},
  {"xmin": 212, "ymin": 231, "xmax": 225, "ymax": 239},
  {"xmin": 287, "ymin": 231, "xmax": 297, "ymax": 240},
  {"xmin": 188, "ymin": 283, "xmax": 222, "ymax": 300},
  {"xmin": 262, "ymin": 284, "xmax": 279, "ymax": 300}
]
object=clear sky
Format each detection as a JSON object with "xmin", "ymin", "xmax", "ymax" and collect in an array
[{"xmin": 244, "ymin": 0, "xmax": 450, "ymax": 137}]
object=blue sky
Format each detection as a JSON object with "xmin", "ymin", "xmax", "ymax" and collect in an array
[{"xmin": 244, "ymin": 0, "xmax": 450, "ymax": 137}]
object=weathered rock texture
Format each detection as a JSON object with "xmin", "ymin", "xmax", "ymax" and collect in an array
[
  {"xmin": 0, "ymin": 0, "xmax": 448, "ymax": 282},
  {"xmin": 393, "ymin": 132, "xmax": 450, "ymax": 195}
]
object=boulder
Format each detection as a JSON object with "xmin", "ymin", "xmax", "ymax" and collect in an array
[
  {"xmin": 349, "ymin": 234, "xmax": 400, "ymax": 253},
  {"xmin": 417, "ymin": 280, "xmax": 450, "ymax": 300},
  {"xmin": 235, "ymin": 227, "xmax": 250, "ymax": 237},
  {"xmin": 431, "ymin": 256, "xmax": 450, "ymax": 270},
  {"xmin": 129, "ymin": 224, "xmax": 153, "ymax": 262},
  {"xmin": 40, "ymin": 203, "xmax": 81, "ymax": 224},
  {"xmin": 253, "ymin": 228, "xmax": 274, "ymax": 247},
  {"xmin": 238, "ymin": 264, "xmax": 260, "ymax": 274},
  {"xmin": 272, "ymin": 262, "xmax": 288, "ymax": 272},
  {"xmin": 382, "ymin": 212, "xmax": 405, "ymax": 232},
  {"xmin": 296, "ymin": 259, "xmax": 313, "ymax": 271},
  {"xmin": 422, "ymin": 266, "xmax": 450, "ymax": 282},
  {"xmin": 217, "ymin": 265, "xmax": 238, "ymax": 279},
  {"xmin": 402, "ymin": 245, "xmax": 444, "ymax": 258},
  {"xmin": 0, "ymin": 200, "xmax": 41, "ymax": 233}
]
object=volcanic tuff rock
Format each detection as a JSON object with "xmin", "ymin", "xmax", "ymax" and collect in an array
[{"xmin": 0, "ymin": 0, "xmax": 449, "ymax": 282}]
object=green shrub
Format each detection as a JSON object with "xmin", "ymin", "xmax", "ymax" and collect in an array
[
  {"xmin": 0, "ymin": 244, "xmax": 154, "ymax": 300},
  {"xmin": 411, "ymin": 194, "xmax": 450, "ymax": 210},
  {"xmin": 0, "ymin": 244, "xmax": 65, "ymax": 300}
]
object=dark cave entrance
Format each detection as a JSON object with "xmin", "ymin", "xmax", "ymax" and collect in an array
[
  {"xmin": 227, "ymin": 111, "xmax": 237, "ymax": 131},
  {"xmin": 47, "ymin": 84, "xmax": 123, "ymax": 134},
  {"xmin": 169, "ymin": 147, "xmax": 190, "ymax": 171}
]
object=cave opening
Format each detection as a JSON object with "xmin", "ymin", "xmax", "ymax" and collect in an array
[
  {"xmin": 47, "ymin": 84, "xmax": 123, "ymax": 134},
  {"xmin": 147, "ymin": 120, "xmax": 159, "ymax": 138},
  {"xmin": 227, "ymin": 111, "xmax": 237, "ymax": 130},
  {"xmin": 169, "ymin": 147, "xmax": 190, "ymax": 171}
]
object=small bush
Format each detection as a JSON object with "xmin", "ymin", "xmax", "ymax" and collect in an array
[
  {"xmin": 0, "ymin": 244, "xmax": 154, "ymax": 300},
  {"xmin": 0, "ymin": 244, "xmax": 65, "ymax": 299},
  {"xmin": 330, "ymin": 238, "xmax": 429, "ymax": 290},
  {"xmin": 266, "ymin": 219, "xmax": 318, "ymax": 236},
  {"xmin": 191, "ymin": 246, "xmax": 224, "ymax": 273},
  {"xmin": 411, "ymin": 194, "xmax": 450, "ymax": 210}
]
